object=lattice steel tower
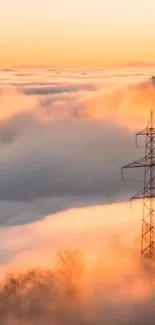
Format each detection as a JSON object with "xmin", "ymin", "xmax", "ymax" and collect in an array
[{"xmin": 122, "ymin": 111, "xmax": 155, "ymax": 274}]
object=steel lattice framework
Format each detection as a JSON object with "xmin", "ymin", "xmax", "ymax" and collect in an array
[{"xmin": 122, "ymin": 111, "xmax": 155, "ymax": 274}]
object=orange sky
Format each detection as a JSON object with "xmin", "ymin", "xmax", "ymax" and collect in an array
[{"xmin": 1, "ymin": 0, "xmax": 155, "ymax": 68}]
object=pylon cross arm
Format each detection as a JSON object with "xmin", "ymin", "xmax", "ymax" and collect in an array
[{"xmin": 121, "ymin": 110, "xmax": 155, "ymax": 274}]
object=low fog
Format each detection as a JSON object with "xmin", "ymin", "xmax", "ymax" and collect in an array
[
  {"xmin": 0, "ymin": 68, "xmax": 154, "ymax": 324},
  {"xmin": 0, "ymin": 68, "xmax": 153, "ymax": 225},
  {"xmin": 0, "ymin": 245, "xmax": 154, "ymax": 325}
]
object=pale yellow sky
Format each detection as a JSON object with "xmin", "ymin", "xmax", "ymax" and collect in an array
[{"xmin": 1, "ymin": 0, "xmax": 155, "ymax": 68}]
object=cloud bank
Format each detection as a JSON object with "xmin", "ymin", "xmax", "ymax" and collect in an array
[
  {"xmin": 0, "ymin": 68, "xmax": 153, "ymax": 224},
  {"xmin": 0, "ymin": 201, "xmax": 153, "ymax": 325},
  {"xmin": 0, "ymin": 67, "xmax": 154, "ymax": 324}
]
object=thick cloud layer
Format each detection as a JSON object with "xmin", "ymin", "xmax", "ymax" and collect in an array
[
  {"xmin": 0, "ymin": 68, "xmax": 153, "ymax": 227},
  {"xmin": 0, "ymin": 201, "xmax": 153, "ymax": 325},
  {"xmin": 0, "ymin": 68, "xmax": 154, "ymax": 324}
]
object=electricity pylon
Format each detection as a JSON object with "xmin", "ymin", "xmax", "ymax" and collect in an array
[{"xmin": 122, "ymin": 111, "xmax": 155, "ymax": 274}]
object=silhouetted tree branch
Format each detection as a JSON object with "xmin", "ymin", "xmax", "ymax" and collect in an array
[{"xmin": 56, "ymin": 249, "xmax": 85, "ymax": 295}]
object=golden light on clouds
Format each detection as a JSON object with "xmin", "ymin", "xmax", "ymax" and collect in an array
[
  {"xmin": 0, "ymin": 200, "xmax": 141, "ymax": 275},
  {"xmin": 84, "ymin": 83, "xmax": 155, "ymax": 130}
]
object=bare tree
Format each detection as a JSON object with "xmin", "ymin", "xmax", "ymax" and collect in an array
[
  {"xmin": 56, "ymin": 249, "xmax": 85, "ymax": 296},
  {"xmin": 1, "ymin": 269, "xmax": 57, "ymax": 322},
  {"xmin": 0, "ymin": 251, "xmax": 85, "ymax": 323},
  {"xmin": 3, "ymin": 272, "xmax": 28, "ymax": 318}
]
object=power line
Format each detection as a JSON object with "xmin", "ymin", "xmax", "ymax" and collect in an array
[{"xmin": 122, "ymin": 110, "xmax": 155, "ymax": 275}]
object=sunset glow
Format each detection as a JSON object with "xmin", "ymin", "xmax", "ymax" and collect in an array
[
  {"xmin": 1, "ymin": 1, "xmax": 155, "ymax": 322},
  {"xmin": 1, "ymin": 0, "xmax": 155, "ymax": 68}
]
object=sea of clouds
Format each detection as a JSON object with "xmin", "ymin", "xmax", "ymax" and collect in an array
[
  {"xmin": 0, "ymin": 68, "xmax": 153, "ymax": 221},
  {"xmin": 0, "ymin": 67, "xmax": 154, "ymax": 324}
]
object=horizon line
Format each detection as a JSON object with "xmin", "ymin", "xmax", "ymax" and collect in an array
[{"xmin": 1, "ymin": 61, "xmax": 155, "ymax": 70}]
